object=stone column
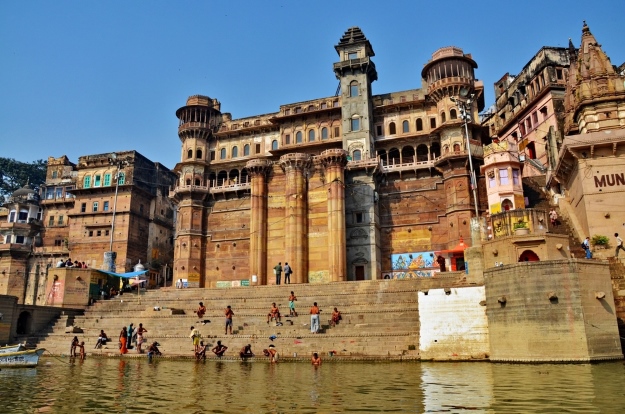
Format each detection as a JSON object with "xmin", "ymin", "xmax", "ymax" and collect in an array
[
  {"xmin": 320, "ymin": 149, "xmax": 348, "ymax": 282},
  {"xmin": 246, "ymin": 159, "xmax": 271, "ymax": 285},
  {"xmin": 280, "ymin": 154, "xmax": 311, "ymax": 284}
]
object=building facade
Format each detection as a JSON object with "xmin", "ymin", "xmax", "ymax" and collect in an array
[
  {"xmin": 170, "ymin": 27, "xmax": 490, "ymax": 287},
  {"xmin": 0, "ymin": 185, "xmax": 42, "ymax": 303},
  {"xmin": 481, "ymin": 47, "xmax": 571, "ymax": 177},
  {"xmin": 548, "ymin": 23, "xmax": 625, "ymax": 241},
  {"xmin": 0, "ymin": 151, "xmax": 177, "ymax": 305}
]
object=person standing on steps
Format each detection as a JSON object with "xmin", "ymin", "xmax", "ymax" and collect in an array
[
  {"xmin": 127, "ymin": 323, "xmax": 134, "ymax": 350},
  {"xmin": 310, "ymin": 302, "xmax": 320, "ymax": 334},
  {"xmin": 190, "ymin": 326, "xmax": 201, "ymax": 353},
  {"xmin": 288, "ymin": 291, "xmax": 298, "ymax": 316},
  {"xmin": 582, "ymin": 237, "xmax": 592, "ymax": 259},
  {"xmin": 283, "ymin": 262, "xmax": 293, "ymax": 284},
  {"xmin": 119, "ymin": 327, "xmax": 128, "ymax": 354},
  {"xmin": 274, "ymin": 262, "xmax": 282, "ymax": 285},
  {"xmin": 224, "ymin": 305, "xmax": 234, "ymax": 335},
  {"xmin": 615, "ymin": 233, "xmax": 625, "ymax": 258},
  {"xmin": 136, "ymin": 323, "xmax": 147, "ymax": 353}
]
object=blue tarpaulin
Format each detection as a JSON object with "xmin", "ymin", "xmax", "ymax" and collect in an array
[{"xmin": 95, "ymin": 270, "xmax": 149, "ymax": 279}]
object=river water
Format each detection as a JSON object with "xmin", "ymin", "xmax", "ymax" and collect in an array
[{"xmin": 1, "ymin": 357, "xmax": 624, "ymax": 413}]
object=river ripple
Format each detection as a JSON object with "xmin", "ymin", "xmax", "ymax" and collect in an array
[{"xmin": 1, "ymin": 357, "xmax": 624, "ymax": 413}]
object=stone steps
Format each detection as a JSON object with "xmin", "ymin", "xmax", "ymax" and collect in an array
[{"xmin": 33, "ymin": 278, "xmax": 434, "ymax": 357}]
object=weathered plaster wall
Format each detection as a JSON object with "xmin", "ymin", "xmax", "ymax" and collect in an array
[
  {"xmin": 419, "ymin": 286, "xmax": 490, "ymax": 360},
  {"xmin": 485, "ymin": 260, "xmax": 622, "ymax": 362}
]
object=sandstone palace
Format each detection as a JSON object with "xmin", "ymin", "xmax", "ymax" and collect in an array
[{"xmin": 169, "ymin": 27, "xmax": 488, "ymax": 287}]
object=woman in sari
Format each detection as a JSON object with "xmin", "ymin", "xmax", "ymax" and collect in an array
[{"xmin": 119, "ymin": 326, "xmax": 128, "ymax": 354}]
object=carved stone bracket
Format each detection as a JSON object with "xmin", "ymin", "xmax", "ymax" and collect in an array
[
  {"xmin": 245, "ymin": 159, "xmax": 272, "ymax": 177},
  {"xmin": 319, "ymin": 149, "xmax": 348, "ymax": 168},
  {"xmin": 279, "ymin": 153, "xmax": 312, "ymax": 172}
]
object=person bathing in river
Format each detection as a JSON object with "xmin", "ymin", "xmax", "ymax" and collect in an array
[
  {"xmin": 240, "ymin": 344, "xmax": 254, "ymax": 359},
  {"xmin": 212, "ymin": 340, "xmax": 228, "ymax": 357},
  {"xmin": 70, "ymin": 336, "xmax": 79, "ymax": 357},
  {"xmin": 311, "ymin": 352, "xmax": 322, "ymax": 366}
]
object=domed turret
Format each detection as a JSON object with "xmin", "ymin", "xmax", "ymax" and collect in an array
[{"xmin": 422, "ymin": 47, "xmax": 478, "ymax": 103}]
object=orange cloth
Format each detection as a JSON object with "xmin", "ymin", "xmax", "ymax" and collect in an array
[{"xmin": 120, "ymin": 336, "xmax": 128, "ymax": 354}]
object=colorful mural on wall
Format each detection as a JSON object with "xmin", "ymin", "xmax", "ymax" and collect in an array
[{"xmin": 389, "ymin": 251, "xmax": 439, "ymax": 279}]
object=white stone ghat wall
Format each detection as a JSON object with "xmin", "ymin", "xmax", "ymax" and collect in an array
[{"xmin": 419, "ymin": 286, "xmax": 490, "ymax": 360}]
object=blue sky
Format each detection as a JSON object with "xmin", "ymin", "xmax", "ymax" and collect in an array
[{"xmin": 1, "ymin": 1, "xmax": 623, "ymax": 170}]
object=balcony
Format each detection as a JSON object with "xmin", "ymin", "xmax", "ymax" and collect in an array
[
  {"xmin": 381, "ymin": 158, "xmax": 434, "ymax": 173},
  {"xmin": 209, "ymin": 181, "xmax": 250, "ymax": 194},
  {"xmin": 169, "ymin": 183, "xmax": 210, "ymax": 198}
]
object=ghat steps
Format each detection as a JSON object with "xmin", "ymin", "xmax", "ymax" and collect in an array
[{"xmin": 33, "ymin": 275, "xmax": 470, "ymax": 359}]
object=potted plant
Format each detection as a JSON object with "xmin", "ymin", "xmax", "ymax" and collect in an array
[
  {"xmin": 591, "ymin": 234, "xmax": 609, "ymax": 250},
  {"xmin": 513, "ymin": 220, "xmax": 529, "ymax": 236}
]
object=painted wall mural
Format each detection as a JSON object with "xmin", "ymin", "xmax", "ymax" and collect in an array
[{"xmin": 389, "ymin": 251, "xmax": 439, "ymax": 279}]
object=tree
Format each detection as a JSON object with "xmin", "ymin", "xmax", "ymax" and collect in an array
[{"xmin": 0, "ymin": 158, "xmax": 47, "ymax": 203}]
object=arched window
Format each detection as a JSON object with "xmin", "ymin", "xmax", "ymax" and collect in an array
[
  {"xmin": 187, "ymin": 149, "xmax": 193, "ymax": 159},
  {"xmin": 272, "ymin": 140, "xmax": 279, "ymax": 150},
  {"xmin": 321, "ymin": 127, "xmax": 328, "ymax": 140},
  {"xmin": 351, "ymin": 117, "xmax": 360, "ymax": 131},
  {"xmin": 441, "ymin": 112, "xmax": 447, "ymax": 123},
  {"xmin": 453, "ymin": 143, "xmax": 461, "ymax": 153},
  {"xmin": 83, "ymin": 175, "xmax": 91, "ymax": 188},
  {"xmin": 353, "ymin": 150, "xmax": 362, "ymax": 161},
  {"xmin": 444, "ymin": 145, "xmax": 450, "ymax": 154},
  {"xmin": 389, "ymin": 122, "xmax": 396, "ymax": 135},
  {"xmin": 194, "ymin": 178, "xmax": 201, "ymax": 186},
  {"xmin": 308, "ymin": 130, "xmax": 315, "ymax": 142},
  {"xmin": 402, "ymin": 120, "xmax": 409, "ymax": 133},
  {"xmin": 244, "ymin": 144, "xmax": 250, "ymax": 156},
  {"xmin": 118, "ymin": 172, "xmax": 125, "ymax": 185},
  {"xmin": 196, "ymin": 149, "xmax": 202, "ymax": 159},
  {"xmin": 232, "ymin": 146, "xmax": 238, "ymax": 158},
  {"xmin": 186, "ymin": 179, "xmax": 191, "ymax": 186},
  {"xmin": 416, "ymin": 118, "xmax": 423, "ymax": 131},
  {"xmin": 450, "ymin": 109, "xmax": 457, "ymax": 120},
  {"xmin": 220, "ymin": 148, "xmax": 227, "ymax": 159},
  {"xmin": 296, "ymin": 131, "xmax": 302, "ymax": 143},
  {"xmin": 350, "ymin": 81, "xmax": 359, "ymax": 97}
]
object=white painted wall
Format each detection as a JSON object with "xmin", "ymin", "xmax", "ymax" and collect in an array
[{"xmin": 419, "ymin": 286, "xmax": 490, "ymax": 360}]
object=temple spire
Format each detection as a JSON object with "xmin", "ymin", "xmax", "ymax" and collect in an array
[{"xmin": 564, "ymin": 21, "xmax": 625, "ymax": 134}]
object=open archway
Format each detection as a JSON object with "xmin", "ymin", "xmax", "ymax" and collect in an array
[
  {"xmin": 16, "ymin": 311, "xmax": 33, "ymax": 335},
  {"xmin": 519, "ymin": 250, "xmax": 540, "ymax": 262}
]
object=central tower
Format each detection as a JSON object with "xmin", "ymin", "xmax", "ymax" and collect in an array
[{"xmin": 333, "ymin": 27, "xmax": 378, "ymax": 159}]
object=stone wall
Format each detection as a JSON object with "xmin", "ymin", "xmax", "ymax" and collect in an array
[
  {"xmin": 419, "ymin": 286, "xmax": 490, "ymax": 360},
  {"xmin": 485, "ymin": 260, "xmax": 622, "ymax": 362},
  {"xmin": 0, "ymin": 295, "xmax": 17, "ymax": 344}
]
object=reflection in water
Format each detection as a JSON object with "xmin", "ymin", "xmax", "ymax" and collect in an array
[
  {"xmin": 1, "ymin": 358, "xmax": 624, "ymax": 413},
  {"xmin": 421, "ymin": 363, "xmax": 494, "ymax": 412}
]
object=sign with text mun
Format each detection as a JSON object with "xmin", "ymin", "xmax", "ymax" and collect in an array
[{"xmin": 594, "ymin": 173, "xmax": 625, "ymax": 188}]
